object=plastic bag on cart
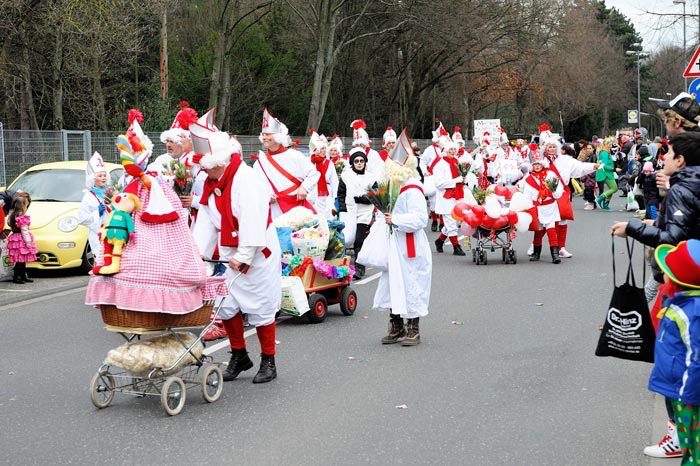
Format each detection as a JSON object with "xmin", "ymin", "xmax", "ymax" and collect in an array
[
  {"xmin": 324, "ymin": 219, "xmax": 346, "ymax": 260},
  {"xmin": 0, "ymin": 236, "xmax": 13, "ymax": 282},
  {"xmin": 356, "ymin": 220, "xmax": 389, "ymax": 270},
  {"xmin": 280, "ymin": 276, "xmax": 310, "ymax": 316},
  {"xmin": 105, "ymin": 332, "xmax": 204, "ymax": 377}
]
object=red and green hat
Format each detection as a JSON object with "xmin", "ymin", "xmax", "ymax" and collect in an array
[{"xmin": 655, "ymin": 240, "xmax": 700, "ymax": 290}]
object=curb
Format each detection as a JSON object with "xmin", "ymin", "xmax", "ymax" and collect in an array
[{"xmin": 1, "ymin": 281, "xmax": 87, "ymax": 307}]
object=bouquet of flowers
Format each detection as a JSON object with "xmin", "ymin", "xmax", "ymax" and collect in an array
[
  {"xmin": 103, "ymin": 185, "xmax": 119, "ymax": 207},
  {"xmin": 366, "ymin": 180, "xmax": 400, "ymax": 214},
  {"xmin": 457, "ymin": 161, "xmax": 471, "ymax": 177},
  {"xmin": 544, "ymin": 178, "xmax": 559, "ymax": 193},
  {"xmin": 334, "ymin": 159, "xmax": 346, "ymax": 177},
  {"xmin": 472, "ymin": 186, "xmax": 487, "ymax": 205},
  {"xmin": 167, "ymin": 160, "xmax": 193, "ymax": 196}
]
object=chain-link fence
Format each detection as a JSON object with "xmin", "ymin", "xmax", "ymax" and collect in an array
[{"xmin": 0, "ymin": 125, "xmax": 434, "ymax": 187}]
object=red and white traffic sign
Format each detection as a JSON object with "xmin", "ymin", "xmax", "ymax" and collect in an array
[{"xmin": 683, "ymin": 46, "xmax": 700, "ymax": 78}]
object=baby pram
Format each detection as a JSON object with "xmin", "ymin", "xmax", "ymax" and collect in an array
[{"xmin": 470, "ymin": 225, "xmax": 517, "ymax": 265}]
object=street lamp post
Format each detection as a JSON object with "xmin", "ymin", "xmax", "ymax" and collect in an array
[
  {"xmin": 626, "ymin": 44, "xmax": 648, "ymax": 132},
  {"xmin": 673, "ymin": 0, "xmax": 687, "ymax": 91}
]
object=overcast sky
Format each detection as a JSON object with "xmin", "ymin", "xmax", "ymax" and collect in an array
[{"xmin": 606, "ymin": 0, "xmax": 693, "ymax": 52}]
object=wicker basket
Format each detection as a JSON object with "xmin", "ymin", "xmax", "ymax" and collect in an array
[{"xmin": 100, "ymin": 303, "xmax": 213, "ymax": 330}]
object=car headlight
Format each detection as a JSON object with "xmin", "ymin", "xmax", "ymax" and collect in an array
[{"xmin": 57, "ymin": 216, "xmax": 79, "ymax": 233}]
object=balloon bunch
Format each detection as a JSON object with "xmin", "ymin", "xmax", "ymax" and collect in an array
[{"xmin": 450, "ymin": 186, "xmax": 535, "ymax": 236}]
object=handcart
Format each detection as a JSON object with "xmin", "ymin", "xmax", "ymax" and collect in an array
[
  {"xmin": 281, "ymin": 256, "xmax": 357, "ymax": 324},
  {"xmin": 470, "ymin": 226, "xmax": 517, "ymax": 265},
  {"xmin": 89, "ymin": 275, "xmax": 231, "ymax": 416}
]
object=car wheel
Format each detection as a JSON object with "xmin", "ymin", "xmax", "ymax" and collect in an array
[{"xmin": 79, "ymin": 242, "xmax": 95, "ymax": 274}]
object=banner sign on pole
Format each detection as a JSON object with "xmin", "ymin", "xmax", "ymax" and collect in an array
[
  {"xmin": 473, "ymin": 119, "xmax": 501, "ymax": 147},
  {"xmin": 627, "ymin": 110, "xmax": 638, "ymax": 125}
]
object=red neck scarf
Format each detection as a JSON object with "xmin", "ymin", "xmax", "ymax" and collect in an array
[
  {"xmin": 528, "ymin": 170, "xmax": 552, "ymax": 202},
  {"xmin": 311, "ymin": 154, "xmax": 330, "ymax": 196},
  {"xmin": 200, "ymin": 154, "xmax": 243, "ymax": 247},
  {"xmin": 268, "ymin": 145, "xmax": 288, "ymax": 156},
  {"xmin": 443, "ymin": 157, "xmax": 464, "ymax": 200},
  {"xmin": 379, "ymin": 149, "xmax": 389, "ymax": 161}
]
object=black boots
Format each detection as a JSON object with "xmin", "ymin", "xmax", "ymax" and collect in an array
[
  {"xmin": 401, "ymin": 318, "xmax": 420, "ymax": 346},
  {"xmin": 252, "ymin": 354, "xmax": 277, "ymax": 384},
  {"xmin": 434, "ymin": 238, "xmax": 444, "ymax": 253},
  {"xmin": 529, "ymin": 246, "xmax": 542, "ymax": 261},
  {"xmin": 550, "ymin": 247, "xmax": 561, "ymax": 264},
  {"xmin": 453, "ymin": 244, "xmax": 466, "ymax": 256},
  {"xmin": 353, "ymin": 263, "xmax": 365, "ymax": 280},
  {"xmin": 431, "ymin": 219, "xmax": 438, "ymax": 232},
  {"xmin": 12, "ymin": 263, "xmax": 27, "ymax": 284},
  {"xmin": 223, "ymin": 348, "xmax": 254, "ymax": 381},
  {"xmin": 381, "ymin": 314, "xmax": 406, "ymax": 344}
]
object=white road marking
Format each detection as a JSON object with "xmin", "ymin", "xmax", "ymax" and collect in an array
[
  {"xmin": 352, "ymin": 272, "xmax": 381, "ymax": 285},
  {"xmin": 0, "ymin": 286, "xmax": 86, "ymax": 311},
  {"xmin": 0, "ymin": 289, "xmax": 32, "ymax": 293}
]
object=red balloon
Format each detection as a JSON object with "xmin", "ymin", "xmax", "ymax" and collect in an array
[
  {"xmin": 464, "ymin": 211, "xmax": 479, "ymax": 228},
  {"xmin": 451, "ymin": 204, "xmax": 465, "ymax": 221},
  {"xmin": 494, "ymin": 185, "xmax": 509, "ymax": 197},
  {"xmin": 493, "ymin": 215, "xmax": 509, "ymax": 229},
  {"xmin": 480, "ymin": 215, "xmax": 495, "ymax": 228},
  {"xmin": 471, "ymin": 204, "xmax": 485, "ymax": 221},
  {"xmin": 506, "ymin": 210, "xmax": 519, "ymax": 225},
  {"xmin": 453, "ymin": 201, "xmax": 470, "ymax": 213}
]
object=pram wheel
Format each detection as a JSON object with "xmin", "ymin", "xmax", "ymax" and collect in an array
[
  {"xmin": 472, "ymin": 249, "xmax": 477, "ymax": 263},
  {"xmin": 161, "ymin": 376, "xmax": 187, "ymax": 416},
  {"xmin": 475, "ymin": 251, "xmax": 487, "ymax": 265},
  {"xmin": 90, "ymin": 371, "xmax": 115, "ymax": 409},
  {"xmin": 508, "ymin": 250, "xmax": 517, "ymax": 264},
  {"xmin": 200, "ymin": 365, "xmax": 223, "ymax": 403}
]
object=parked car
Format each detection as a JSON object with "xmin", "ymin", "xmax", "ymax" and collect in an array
[{"xmin": 1, "ymin": 161, "xmax": 123, "ymax": 273}]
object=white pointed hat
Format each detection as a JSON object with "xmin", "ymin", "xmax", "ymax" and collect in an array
[
  {"xmin": 389, "ymin": 128, "xmax": 415, "ymax": 165},
  {"xmin": 85, "ymin": 151, "xmax": 106, "ymax": 188},
  {"xmin": 260, "ymin": 108, "xmax": 291, "ymax": 147},
  {"xmin": 382, "ymin": 126, "xmax": 397, "ymax": 144},
  {"xmin": 351, "ymin": 119, "xmax": 370, "ymax": 147},
  {"xmin": 308, "ymin": 130, "xmax": 329, "ymax": 155}
]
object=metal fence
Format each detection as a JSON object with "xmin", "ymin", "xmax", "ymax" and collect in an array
[{"xmin": 0, "ymin": 125, "xmax": 434, "ymax": 187}]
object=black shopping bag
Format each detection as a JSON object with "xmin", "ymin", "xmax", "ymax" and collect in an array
[{"xmin": 595, "ymin": 237, "xmax": 655, "ymax": 363}]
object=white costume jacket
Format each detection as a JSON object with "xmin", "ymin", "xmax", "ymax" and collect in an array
[
  {"xmin": 522, "ymin": 170, "xmax": 564, "ymax": 228},
  {"xmin": 373, "ymin": 179, "xmax": 431, "ymax": 318},
  {"xmin": 192, "ymin": 162, "xmax": 281, "ymax": 326},
  {"xmin": 309, "ymin": 158, "xmax": 339, "ymax": 219},
  {"xmin": 78, "ymin": 190, "xmax": 106, "ymax": 262},
  {"xmin": 254, "ymin": 147, "xmax": 320, "ymax": 219},
  {"xmin": 432, "ymin": 157, "xmax": 465, "ymax": 215},
  {"xmin": 340, "ymin": 169, "xmax": 376, "ymax": 225},
  {"xmin": 366, "ymin": 148, "xmax": 386, "ymax": 179}
]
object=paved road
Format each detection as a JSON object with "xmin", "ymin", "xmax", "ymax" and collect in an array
[{"xmin": 0, "ymin": 195, "xmax": 663, "ymax": 465}]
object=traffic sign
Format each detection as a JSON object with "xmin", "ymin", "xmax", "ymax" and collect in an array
[
  {"xmin": 683, "ymin": 46, "xmax": 700, "ymax": 78},
  {"xmin": 689, "ymin": 78, "xmax": 700, "ymax": 104}
]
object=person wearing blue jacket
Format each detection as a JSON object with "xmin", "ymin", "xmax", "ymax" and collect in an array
[{"xmin": 649, "ymin": 239, "xmax": 700, "ymax": 464}]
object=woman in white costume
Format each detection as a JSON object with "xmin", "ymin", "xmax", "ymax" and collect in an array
[
  {"xmin": 308, "ymin": 131, "xmax": 339, "ymax": 219},
  {"xmin": 78, "ymin": 152, "xmax": 109, "ymax": 266},
  {"xmin": 432, "ymin": 141, "xmax": 467, "ymax": 256},
  {"xmin": 373, "ymin": 136, "xmax": 431, "ymax": 346}
]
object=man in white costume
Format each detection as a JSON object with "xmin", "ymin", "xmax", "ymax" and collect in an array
[
  {"xmin": 492, "ymin": 130, "xmax": 523, "ymax": 185},
  {"xmin": 378, "ymin": 126, "xmax": 397, "ymax": 163},
  {"xmin": 253, "ymin": 108, "xmax": 319, "ymax": 219},
  {"xmin": 78, "ymin": 151, "xmax": 109, "ymax": 266},
  {"xmin": 421, "ymin": 122, "xmax": 448, "ymax": 231},
  {"xmin": 148, "ymin": 103, "xmax": 201, "ymax": 210},
  {"xmin": 432, "ymin": 140, "xmax": 467, "ymax": 256},
  {"xmin": 373, "ymin": 129, "xmax": 432, "ymax": 346},
  {"xmin": 190, "ymin": 111, "xmax": 282, "ymax": 384},
  {"xmin": 351, "ymin": 118, "xmax": 385, "ymax": 179}
]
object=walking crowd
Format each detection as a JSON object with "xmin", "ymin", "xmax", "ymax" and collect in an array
[{"xmin": 1, "ymin": 90, "xmax": 700, "ymax": 462}]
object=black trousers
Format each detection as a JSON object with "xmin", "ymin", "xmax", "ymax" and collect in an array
[{"xmin": 354, "ymin": 223, "xmax": 370, "ymax": 257}]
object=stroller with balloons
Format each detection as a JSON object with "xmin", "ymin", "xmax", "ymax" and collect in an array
[{"xmin": 450, "ymin": 184, "xmax": 535, "ymax": 265}]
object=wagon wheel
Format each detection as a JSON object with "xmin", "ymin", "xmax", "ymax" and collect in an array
[
  {"xmin": 161, "ymin": 377, "xmax": 187, "ymax": 416},
  {"xmin": 200, "ymin": 365, "xmax": 223, "ymax": 403},
  {"xmin": 306, "ymin": 294, "xmax": 328, "ymax": 324},
  {"xmin": 90, "ymin": 371, "xmax": 115, "ymax": 409},
  {"xmin": 339, "ymin": 287, "xmax": 358, "ymax": 316}
]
